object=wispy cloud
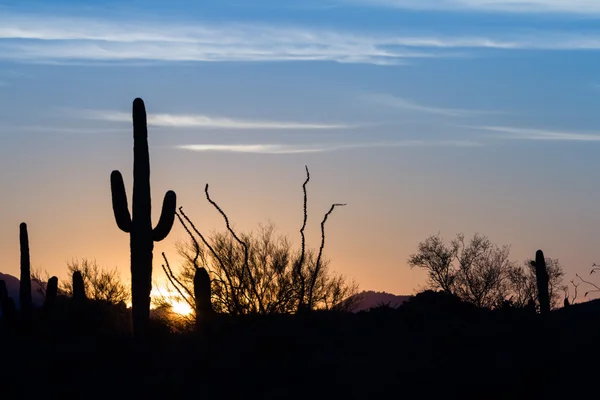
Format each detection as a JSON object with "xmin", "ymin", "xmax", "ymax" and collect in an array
[
  {"xmin": 2, "ymin": 13, "xmax": 600, "ymax": 65},
  {"xmin": 365, "ymin": 93, "xmax": 499, "ymax": 117},
  {"xmin": 82, "ymin": 110, "xmax": 350, "ymax": 130},
  {"xmin": 0, "ymin": 14, "xmax": 438, "ymax": 65},
  {"xmin": 472, "ymin": 125, "xmax": 600, "ymax": 141},
  {"xmin": 4, "ymin": 125, "xmax": 127, "ymax": 134},
  {"xmin": 177, "ymin": 140, "xmax": 482, "ymax": 154},
  {"xmin": 340, "ymin": 0, "xmax": 600, "ymax": 14}
]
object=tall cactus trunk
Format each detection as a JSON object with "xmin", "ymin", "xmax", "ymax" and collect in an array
[
  {"xmin": 19, "ymin": 223, "xmax": 32, "ymax": 318},
  {"xmin": 194, "ymin": 267, "xmax": 213, "ymax": 331},
  {"xmin": 111, "ymin": 98, "xmax": 177, "ymax": 338},
  {"xmin": 535, "ymin": 250, "xmax": 550, "ymax": 315}
]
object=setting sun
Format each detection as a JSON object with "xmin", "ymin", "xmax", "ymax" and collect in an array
[{"xmin": 170, "ymin": 299, "xmax": 194, "ymax": 316}]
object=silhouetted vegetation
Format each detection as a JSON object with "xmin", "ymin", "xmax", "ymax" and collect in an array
[
  {"xmin": 158, "ymin": 167, "xmax": 358, "ymax": 320},
  {"xmin": 2, "ymin": 97, "xmax": 600, "ymax": 398},
  {"xmin": 408, "ymin": 232, "xmax": 567, "ymax": 310},
  {"xmin": 110, "ymin": 98, "xmax": 177, "ymax": 338},
  {"xmin": 59, "ymin": 259, "xmax": 130, "ymax": 305},
  {"xmin": 19, "ymin": 222, "xmax": 32, "ymax": 319}
]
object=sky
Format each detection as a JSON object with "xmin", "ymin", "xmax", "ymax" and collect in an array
[{"xmin": 1, "ymin": 0, "xmax": 600, "ymax": 299}]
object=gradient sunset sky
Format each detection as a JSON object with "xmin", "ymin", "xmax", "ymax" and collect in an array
[{"xmin": 1, "ymin": 0, "xmax": 600, "ymax": 297}]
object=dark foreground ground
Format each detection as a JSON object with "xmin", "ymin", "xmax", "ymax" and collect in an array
[{"xmin": 1, "ymin": 293, "xmax": 600, "ymax": 399}]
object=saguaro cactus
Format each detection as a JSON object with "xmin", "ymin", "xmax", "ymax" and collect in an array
[
  {"xmin": 194, "ymin": 267, "xmax": 213, "ymax": 329},
  {"xmin": 534, "ymin": 250, "xmax": 550, "ymax": 315},
  {"xmin": 111, "ymin": 98, "xmax": 177, "ymax": 337},
  {"xmin": 19, "ymin": 222, "xmax": 32, "ymax": 316}
]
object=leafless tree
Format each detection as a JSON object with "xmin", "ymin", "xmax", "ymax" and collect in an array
[
  {"xmin": 31, "ymin": 268, "xmax": 51, "ymax": 297},
  {"xmin": 451, "ymin": 233, "xmax": 513, "ymax": 308},
  {"xmin": 408, "ymin": 233, "xmax": 566, "ymax": 310},
  {"xmin": 571, "ymin": 263, "xmax": 600, "ymax": 301},
  {"xmin": 161, "ymin": 167, "xmax": 358, "ymax": 316},
  {"xmin": 407, "ymin": 233, "xmax": 456, "ymax": 294},
  {"xmin": 507, "ymin": 257, "xmax": 566, "ymax": 310},
  {"xmin": 60, "ymin": 259, "xmax": 130, "ymax": 305}
]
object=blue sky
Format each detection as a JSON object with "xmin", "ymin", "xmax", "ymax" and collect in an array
[{"xmin": 1, "ymin": 0, "xmax": 600, "ymax": 296}]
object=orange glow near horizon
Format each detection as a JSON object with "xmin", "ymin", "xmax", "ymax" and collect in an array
[
  {"xmin": 170, "ymin": 299, "xmax": 194, "ymax": 316},
  {"xmin": 148, "ymin": 286, "xmax": 195, "ymax": 316}
]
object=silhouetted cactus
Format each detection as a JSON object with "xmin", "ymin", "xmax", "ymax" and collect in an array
[
  {"xmin": 0, "ymin": 280, "xmax": 17, "ymax": 323},
  {"xmin": 534, "ymin": 250, "xmax": 550, "ymax": 315},
  {"xmin": 111, "ymin": 98, "xmax": 177, "ymax": 337},
  {"xmin": 0, "ymin": 280, "xmax": 7, "ymax": 301},
  {"xmin": 70, "ymin": 271, "xmax": 87, "ymax": 331},
  {"xmin": 19, "ymin": 222, "xmax": 32, "ymax": 316},
  {"xmin": 194, "ymin": 267, "xmax": 213, "ymax": 329},
  {"xmin": 72, "ymin": 271, "xmax": 86, "ymax": 303},
  {"xmin": 43, "ymin": 276, "xmax": 58, "ymax": 314}
]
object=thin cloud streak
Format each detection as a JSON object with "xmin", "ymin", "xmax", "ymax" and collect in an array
[
  {"xmin": 177, "ymin": 140, "xmax": 483, "ymax": 154},
  {"xmin": 340, "ymin": 0, "xmax": 600, "ymax": 14},
  {"xmin": 83, "ymin": 110, "xmax": 351, "ymax": 130},
  {"xmin": 473, "ymin": 125, "xmax": 600, "ymax": 141},
  {"xmin": 3, "ymin": 13, "xmax": 600, "ymax": 65},
  {"xmin": 366, "ymin": 93, "xmax": 499, "ymax": 117},
  {"xmin": 5, "ymin": 125, "xmax": 128, "ymax": 134}
]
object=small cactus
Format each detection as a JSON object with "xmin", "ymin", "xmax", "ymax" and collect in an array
[
  {"xmin": 19, "ymin": 222, "xmax": 32, "ymax": 316},
  {"xmin": 72, "ymin": 271, "xmax": 86, "ymax": 303},
  {"xmin": 0, "ymin": 280, "xmax": 7, "ymax": 301},
  {"xmin": 44, "ymin": 276, "xmax": 58, "ymax": 313},
  {"xmin": 534, "ymin": 250, "xmax": 550, "ymax": 315},
  {"xmin": 111, "ymin": 98, "xmax": 177, "ymax": 337},
  {"xmin": 194, "ymin": 267, "xmax": 213, "ymax": 329},
  {"xmin": 70, "ymin": 271, "xmax": 87, "ymax": 331},
  {"xmin": 0, "ymin": 280, "xmax": 17, "ymax": 323}
]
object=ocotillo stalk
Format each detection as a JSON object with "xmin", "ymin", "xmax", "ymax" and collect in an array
[
  {"xmin": 19, "ymin": 222, "xmax": 32, "ymax": 316},
  {"xmin": 111, "ymin": 98, "xmax": 177, "ymax": 338},
  {"xmin": 535, "ymin": 250, "xmax": 550, "ymax": 315},
  {"xmin": 194, "ymin": 267, "xmax": 213, "ymax": 329}
]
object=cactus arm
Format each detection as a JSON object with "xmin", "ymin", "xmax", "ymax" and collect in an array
[
  {"xmin": 111, "ymin": 170, "xmax": 132, "ymax": 233},
  {"xmin": 152, "ymin": 190, "xmax": 177, "ymax": 242}
]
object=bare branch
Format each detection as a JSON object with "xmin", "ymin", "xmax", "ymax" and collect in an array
[
  {"xmin": 307, "ymin": 203, "xmax": 347, "ymax": 310},
  {"xmin": 576, "ymin": 273, "xmax": 600, "ymax": 297},
  {"xmin": 568, "ymin": 278, "xmax": 580, "ymax": 304},
  {"xmin": 205, "ymin": 184, "xmax": 265, "ymax": 315},
  {"xmin": 175, "ymin": 210, "xmax": 200, "ymax": 269},
  {"xmin": 296, "ymin": 165, "xmax": 310, "ymax": 310},
  {"xmin": 161, "ymin": 252, "xmax": 196, "ymax": 311},
  {"xmin": 178, "ymin": 206, "xmax": 240, "ymax": 314}
]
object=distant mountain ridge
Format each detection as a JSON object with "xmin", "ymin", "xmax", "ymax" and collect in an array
[
  {"xmin": 349, "ymin": 290, "xmax": 412, "ymax": 312},
  {"xmin": 0, "ymin": 273, "xmax": 45, "ymax": 313},
  {"xmin": 1, "ymin": 273, "xmax": 412, "ymax": 316}
]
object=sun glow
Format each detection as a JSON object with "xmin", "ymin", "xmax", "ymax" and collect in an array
[{"xmin": 170, "ymin": 299, "xmax": 194, "ymax": 316}]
